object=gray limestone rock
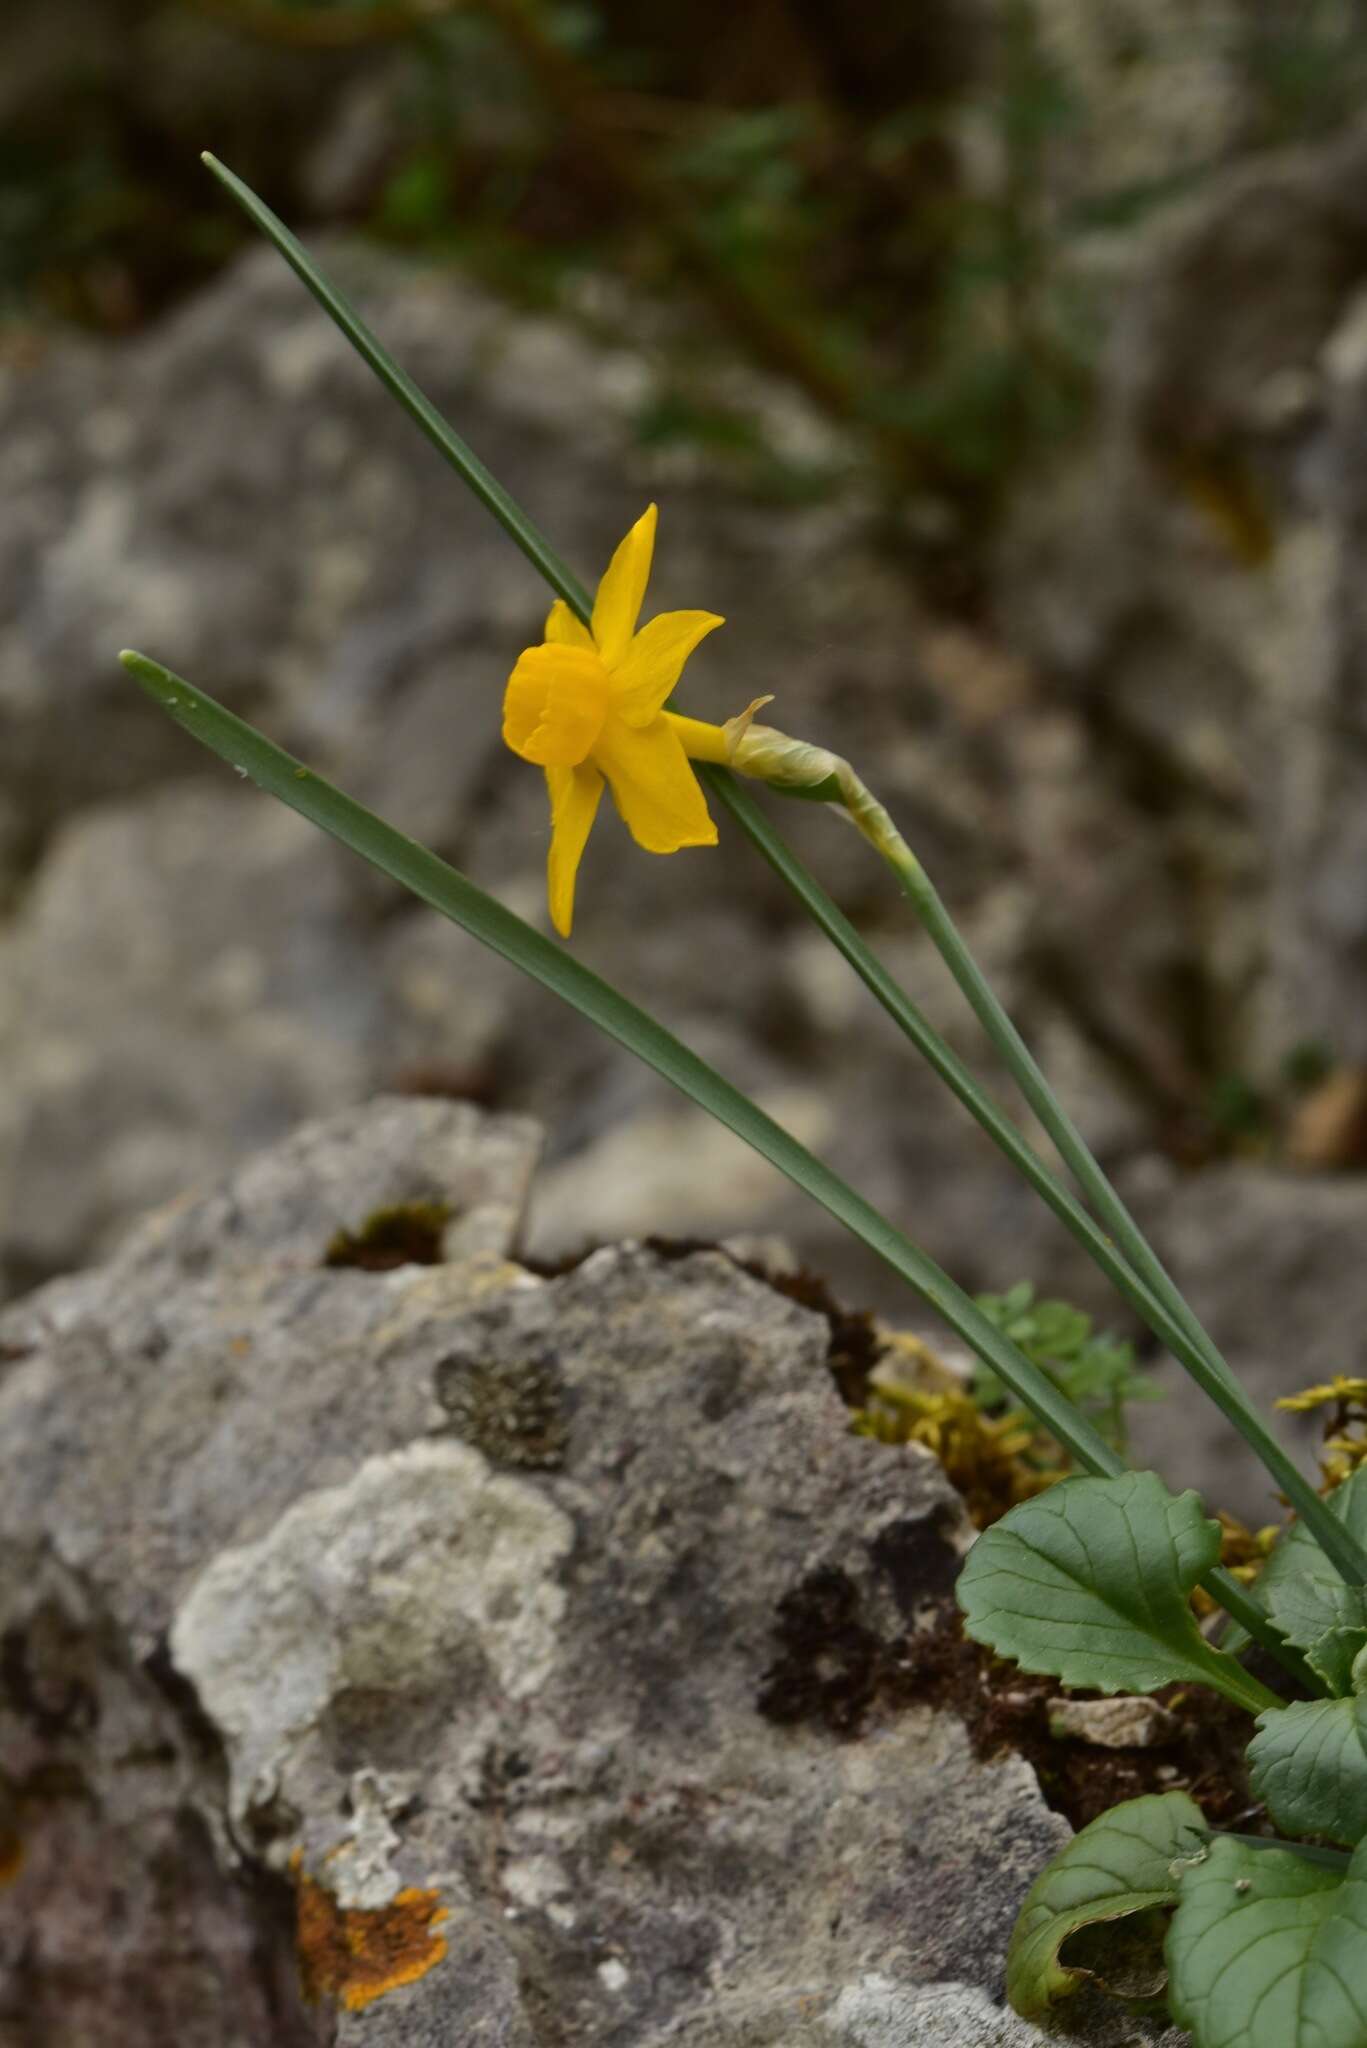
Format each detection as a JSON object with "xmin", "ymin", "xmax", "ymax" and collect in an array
[
  {"xmin": 1000, "ymin": 114, "xmax": 1367, "ymax": 1084},
  {"xmin": 0, "ymin": 226, "xmax": 1144, "ymax": 1323},
  {"xmin": 12, "ymin": 133, "xmax": 1367, "ymax": 1615},
  {"xmin": 824, "ymin": 1974, "xmax": 1182, "ymax": 2047},
  {"xmin": 0, "ymin": 1098, "xmax": 1177, "ymax": 2045},
  {"xmin": 1127, "ymin": 1160, "xmax": 1367, "ymax": 1516}
]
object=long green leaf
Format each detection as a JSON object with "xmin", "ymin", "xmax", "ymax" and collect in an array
[
  {"xmin": 118, "ymin": 649, "xmax": 1120, "ymax": 1474},
  {"xmin": 192, "ymin": 155, "xmax": 1315, "ymax": 1672},
  {"xmin": 889, "ymin": 848, "xmax": 1367, "ymax": 1589},
  {"xmin": 196, "ymin": 153, "xmax": 1211, "ymax": 1416},
  {"xmin": 192, "ymin": 151, "xmax": 1204, "ymax": 1410},
  {"xmin": 200, "ymin": 153, "xmax": 593, "ymax": 619}
]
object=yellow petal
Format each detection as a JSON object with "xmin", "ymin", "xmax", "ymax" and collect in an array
[
  {"xmin": 545, "ymin": 761, "xmax": 604, "ymax": 937},
  {"xmin": 591, "ymin": 504, "xmax": 657, "ymax": 668},
  {"xmin": 611, "ymin": 609, "xmax": 725, "ymax": 726},
  {"xmin": 593, "ymin": 711, "xmax": 718, "ymax": 855},
  {"xmin": 503, "ymin": 643, "xmax": 610, "ymax": 767},
  {"xmin": 544, "ymin": 598, "xmax": 594, "ymax": 650}
]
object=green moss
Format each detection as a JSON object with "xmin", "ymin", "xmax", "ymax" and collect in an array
[{"xmin": 323, "ymin": 1199, "xmax": 453, "ymax": 1272}]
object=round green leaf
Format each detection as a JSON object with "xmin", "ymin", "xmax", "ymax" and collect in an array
[
  {"xmin": 1248, "ymin": 1693, "xmax": 1367, "ymax": 1847},
  {"xmin": 1167, "ymin": 1834, "xmax": 1367, "ymax": 2048},
  {"xmin": 1007, "ymin": 1790, "xmax": 1206, "ymax": 2018},
  {"xmin": 1253, "ymin": 1468, "xmax": 1367, "ymax": 1617},
  {"xmin": 957, "ymin": 1473, "xmax": 1278, "ymax": 1713}
]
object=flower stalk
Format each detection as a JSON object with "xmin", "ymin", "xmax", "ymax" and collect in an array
[
  {"xmin": 193, "ymin": 150, "xmax": 1338, "ymax": 1661},
  {"xmin": 727, "ymin": 718, "xmax": 1367, "ymax": 1590}
]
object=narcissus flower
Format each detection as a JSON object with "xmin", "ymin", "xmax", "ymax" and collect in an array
[{"xmin": 502, "ymin": 504, "xmax": 731, "ymax": 936}]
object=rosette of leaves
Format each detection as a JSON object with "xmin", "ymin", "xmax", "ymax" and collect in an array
[{"xmin": 959, "ymin": 1468, "xmax": 1367, "ymax": 2047}]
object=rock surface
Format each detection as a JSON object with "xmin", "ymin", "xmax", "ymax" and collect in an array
[
  {"xmin": 0, "ymin": 226, "xmax": 1138, "ymax": 1359},
  {"xmin": 995, "ymin": 115, "xmax": 1367, "ymax": 1514},
  {"xmin": 0, "ymin": 1098, "xmax": 1182, "ymax": 2044},
  {"xmin": 8, "ymin": 119, "xmax": 1367, "ymax": 1519},
  {"xmin": 1001, "ymin": 114, "xmax": 1367, "ymax": 1082}
]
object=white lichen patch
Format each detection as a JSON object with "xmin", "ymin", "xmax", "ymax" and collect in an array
[
  {"xmin": 326, "ymin": 1769, "xmax": 415, "ymax": 1910},
  {"xmin": 170, "ymin": 1440, "xmax": 573, "ymax": 1830},
  {"xmin": 502, "ymin": 1854, "xmax": 570, "ymax": 1912}
]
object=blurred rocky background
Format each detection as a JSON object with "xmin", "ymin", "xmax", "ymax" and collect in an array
[{"xmin": 7, "ymin": 0, "xmax": 1367, "ymax": 1517}]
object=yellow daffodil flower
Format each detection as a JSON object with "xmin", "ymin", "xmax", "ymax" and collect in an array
[{"xmin": 502, "ymin": 504, "xmax": 732, "ymax": 937}]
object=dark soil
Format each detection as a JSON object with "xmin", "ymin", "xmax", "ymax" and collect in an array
[{"xmin": 897, "ymin": 1598, "xmax": 1260, "ymax": 1833}]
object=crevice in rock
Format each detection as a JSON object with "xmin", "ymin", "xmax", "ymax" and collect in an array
[
  {"xmin": 322, "ymin": 1197, "xmax": 454, "ymax": 1271},
  {"xmin": 0, "ymin": 1548, "xmax": 326, "ymax": 2047}
]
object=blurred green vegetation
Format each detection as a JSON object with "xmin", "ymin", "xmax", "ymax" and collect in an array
[{"xmin": 6, "ymin": 0, "xmax": 1367, "ymax": 542}]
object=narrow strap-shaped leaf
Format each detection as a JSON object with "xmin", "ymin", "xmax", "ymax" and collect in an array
[
  {"xmin": 888, "ymin": 847, "xmax": 1367, "ymax": 1591},
  {"xmin": 188, "ymin": 154, "xmax": 1334, "ymax": 1665},
  {"xmin": 958, "ymin": 1472, "xmax": 1280, "ymax": 1714},
  {"xmin": 117, "ymin": 650, "xmax": 1124, "ymax": 1477},
  {"xmin": 1218, "ymin": 1833, "xmax": 1353, "ymax": 1874},
  {"xmin": 200, "ymin": 153, "xmax": 594, "ymax": 620},
  {"xmin": 199, "ymin": 154, "xmax": 1186, "ymax": 1406}
]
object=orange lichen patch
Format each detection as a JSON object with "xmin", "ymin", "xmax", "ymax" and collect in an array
[
  {"xmin": 0, "ymin": 1833, "xmax": 22, "ymax": 1887},
  {"xmin": 294, "ymin": 1855, "xmax": 449, "ymax": 2013}
]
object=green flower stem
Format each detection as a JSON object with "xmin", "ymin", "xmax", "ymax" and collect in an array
[
  {"xmin": 195, "ymin": 155, "xmax": 1319, "ymax": 1672},
  {"xmin": 706, "ymin": 772, "xmax": 1220, "ymax": 1358},
  {"xmin": 814, "ymin": 764, "xmax": 1367, "ymax": 1591}
]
